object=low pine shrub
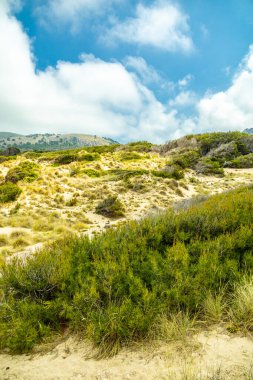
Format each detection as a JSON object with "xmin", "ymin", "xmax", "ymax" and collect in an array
[
  {"xmin": 5, "ymin": 161, "xmax": 39, "ymax": 183},
  {"xmin": 95, "ymin": 196, "xmax": 125, "ymax": 218},
  {"xmin": 54, "ymin": 154, "xmax": 77, "ymax": 165},
  {"xmin": 0, "ymin": 182, "xmax": 22, "ymax": 203},
  {"xmin": 226, "ymin": 153, "xmax": 253, "ymax": 168},
  {"xmin": 120, "ymin": 152, "xmax": 143, "ymax": 161},
  {"xmin": 195, "ymin": 158, "xmax": 224, "ymax": 176}
]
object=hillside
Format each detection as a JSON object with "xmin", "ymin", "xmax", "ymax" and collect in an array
[
  {"xmin": 0, "ymin": 132, "xmax": 118, "ymax": 152},
  {"xmin": 244, "ymin": 128, "xmax": 253, "ymax": 134},
  {"xmin": 0, "ymin": 132, "xmax": 21, "ymax": 138},
  {"xmin": 0, "ymin": 132, "xmax": 253, "ymax": 379}
]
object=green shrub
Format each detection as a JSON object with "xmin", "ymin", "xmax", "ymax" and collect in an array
[
  {"xmin": 196, "ymin": 131, "xmax": 249, "ymax": 155},
  {"xmin": 85, "ymin": 145, "xmax": 119, "ymax": 154},
  {"xmin": 171, "ymin": 150, "xmax": 200, "ymax": 169},
  {"xmin": 0, "ymin": 182, "xmax": 22, "ymax": 203},
  {"xmin": 226, "ymin": 153, "xmax": 253, "ymax": 168},
  {"xmin": 119, "ymin": 141, "xmax": 153, "ymax": 153},
  {"xmin": 78, "ymin": 153, "xmax": 100, "ymax": 162},
  {"xmin": 5, "ymin": 161, "xmax": 39, "ymax": 183},
  {"xmin": 119, "ymin": 152, "xmax": 143, "ymax": 161},
  {"xmin": 82, "ymin": 169, "xmax": 102, "ymax": 177},
  {"xmin": 1, "ymin": 186, "xmax": 253, "ymax": 354},
  {"xmin": 152, "ymin": 165, "xmax": 184, "ymax": 180},
  {"xmin": 195, "ymin": 158, "xmax": 224, "ymax": 176},
  {"xmin": 54, "ymin": 154, "xmax": 78, "ymax": 165},
  {"xmin": 95, "ymin": 196, "xmax": 125, "ymax": 218}
]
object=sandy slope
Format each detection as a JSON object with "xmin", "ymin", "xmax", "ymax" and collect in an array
[{"xmin": 1, "ymin": 328, "xmax": 253, "ymax": 380}]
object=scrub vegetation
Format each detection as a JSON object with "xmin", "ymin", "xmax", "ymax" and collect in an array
[
  {"xmin": 0, "ymin": 131, "xmax": 253, "ymax": 358},
  {"xmin": 1, "ymin": 186, "xmax": 253, "ymax": 356}
]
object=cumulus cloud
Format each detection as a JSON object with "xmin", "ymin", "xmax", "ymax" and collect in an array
[
  {"xmin": 169, "ymin": 91, "xmax": 197, "ymax": 108},
  {"xmin": 103, "ymin": 0, "xmax": 194, "ymax": 53},
  {"xmin": 197, "ymin": 45, "xmax": 253, "ymax": 132},
  {"xmin": 0, "ymin": 2, "xmax": 195, "ymax": 143},
  {"xmin": 124, "ymin": 56, "xmax": 175, "ymax": 92},
  {"xmin": 178, "ymin": 74, "xmax": 194, "ymax": 88},
  {"xmin": 35, "ymin": 0, "xmax": 121, "ymax": 32}
]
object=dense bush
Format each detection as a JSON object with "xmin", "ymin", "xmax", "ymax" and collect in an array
[
  {"xmin": 78, "ymin": 153, "xmax": 100, "ymax": 162},
  {"xmin": 53, "ymin": 154, "xmax": 78, "ymax": 165},
  {"xmin": 196, "ymin": 131, "xmax": 249, "ymax": 155},
  {"xmin": 226, "ymin": 153, "xmax": 253, "ymax": 168},
  {"xmin": 119, "ymin": 152, "xmax": 144, "ymax": 161},
  {"xmin": 207, "ymin": 142, "xmax": 239, "ymax": 164},
  {"xmin": 118, "ymin": 141, "xmax": 153, "ymax": 153},
  {"xmin": 152, "ymin": 165, "xmax": 184, "ymax": 180},
  {"xmin": 5, "ymin": 161, "xmax": 39, "ymax": 183},
  {"xmin": 85, "ymin": 145, "xmax": 119, "ymax": 154},
  {"xmin": 171, "ymin": 150, "xmax": 200, "ymax": 169},
  {"xmin": 82, "ymin": 169, "xmax": 103, "ymax": 177},
  {"xmin": 1, "ymin": 187, "xmax": 253, "ymax": 354},
  {"xmin": 95, "ymin": 196, "xmax": 125, "ymax": 218},
  {"xmin": 195, "ymin": 158, "xmax": 224, "ymax": 176},
  {"xmin": 0, "ymin": 182, "xmax": 22, "ymax": 203}
]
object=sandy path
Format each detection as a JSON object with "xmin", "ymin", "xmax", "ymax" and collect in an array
[{"xmin": 1, "ymin": 329, "xmax": 253, "ymax": 380}]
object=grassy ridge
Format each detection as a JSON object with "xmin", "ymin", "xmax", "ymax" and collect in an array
[{"xmin": 1, "ymin": 187, "xmax": 253, "ymax": 355}]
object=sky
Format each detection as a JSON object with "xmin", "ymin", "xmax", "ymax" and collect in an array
[{"xmin": 1, "ymin": 0, "xmax": 253, "ymax": 143}]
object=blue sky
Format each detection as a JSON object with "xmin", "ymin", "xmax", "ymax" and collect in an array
[{"xmin": 1, "ymin": 0, "xmax": 253, "ymax": 142}]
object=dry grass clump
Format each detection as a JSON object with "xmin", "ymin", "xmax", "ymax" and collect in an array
[
  {"xmin": 0, "ymin": 235, "xmax": 8, "ymax": 247},
  {"xmin": 230, "ymin": 277, "xmax": 253, "ymax": 329}
]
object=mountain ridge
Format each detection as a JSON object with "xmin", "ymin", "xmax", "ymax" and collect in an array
[{"xmin": 0, "ymin": 132, "xmax": 118, "ymax": 151}]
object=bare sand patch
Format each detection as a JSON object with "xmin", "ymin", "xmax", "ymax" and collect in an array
[{"xmin": 1, "ymin": 329, "xmax": 253, "ymax": 380}]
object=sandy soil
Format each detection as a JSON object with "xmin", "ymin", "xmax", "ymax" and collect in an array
[{"xmin": 1, "ymin": 328, "xmax": 253, "ymax": 380}]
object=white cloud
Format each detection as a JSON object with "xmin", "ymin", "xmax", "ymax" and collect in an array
[
  {"xmin": 178, "ymin": 74, "xmax": 194, "ymax": 88},
  {"xmin": 35, "ymin": 0, "xmax": 121, "ymax": 32},
  {"xmin": 103, "ymin": 1, "xmax": 194, "ymax": 53},
  {"xmin": 124, "ymin": 56, "xmax": 161, "ymax": 85},
  {"xmin": 0, "ymin": 2, "xmax": 194, "ymax": 143},
  {"xmin": 169, "ymin": 91, "xmax": 197, "ymax": 108},
  {"xmin": 197, "ymin": 45, "xmax": 253, "ymax": 132},
  {"xmin": 124, "ymin": 56, "xmax": 175, "ymax": 92}
]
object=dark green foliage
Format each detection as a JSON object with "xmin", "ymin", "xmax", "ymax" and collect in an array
[
  {"xmin": 196, "ymin": 132, "xmax": 249, "ymax": 155},
  {"xmin": 95, "ymin": 196, "xmax": 125, "ymax": 218},
  {"xmin": 195, "ymin": 158, "xmax": 224, "ymax": 176},
  {"xmin": 5, "ymin": 161, "xmax": 40, "ymax": 183},
  {"xmin": 78, "ymin": 153, "xmax": 100, "ymax": 162},
  {"xmin": 0, "ymin": 182, "xmax": 22, "ymax": 203},
  {"xmin": 54, "ymin": 154, "xmax": 78, "ymax": 165},
  {"xmin": 53, "ymin": 152, "xmax": 100, "ymax": 165},
  {"xmin": 84, "ymin": 144, "xmax": 119, "ymax": 154},
  {"xmin": 171, "ymin": 150, "xmax": 200, "ymax": 169},
  {"xmin": 1, "ymin": 187, "xmax": 253, "ymax": 354},
  {"xmin": 160, "ymin": 132, "xmax": 253, "ymax": 173},
  {"xmin": 119, "ymin": 141, "xmax": 153, "ymax": 153},
  {"xmin": 120, "ymin": 152, "xmax": 144, "ymax": 161},
  {"xmin": 226, "ymin": 153, "xmax": 253, "ymax": 168}
]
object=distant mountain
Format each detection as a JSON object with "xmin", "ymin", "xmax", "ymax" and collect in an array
[
  {"xmin": 0, "ymin": 133, "xmax": 118, "ymax": 152},
  {"xmin": 0, "ymin": 132, "xmax": 22, "ymax": 138},
  {"xmin": 243, "ymin": 128, "xmax": 253, "ymax": 134}
]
